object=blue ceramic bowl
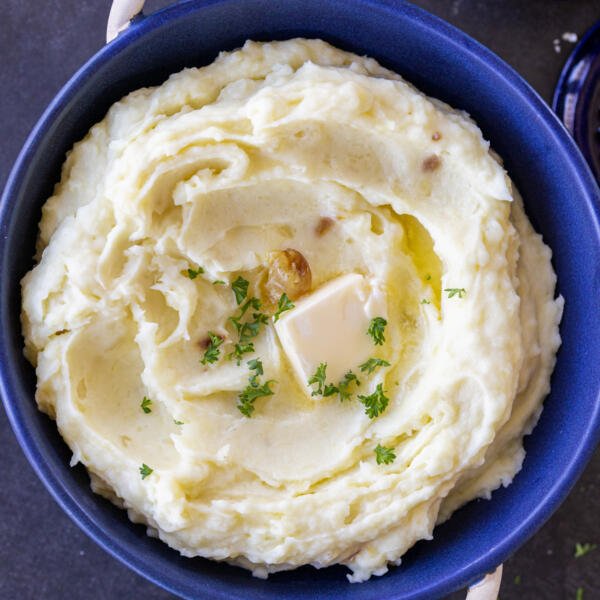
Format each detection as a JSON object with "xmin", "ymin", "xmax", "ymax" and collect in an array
[{"xmin": 1, "ymin": 1, "xmax": 600, "ymax": 598}]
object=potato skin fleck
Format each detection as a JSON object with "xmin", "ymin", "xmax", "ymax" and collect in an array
[
  {"xmin": 422, "ymin": 154, "xmax": 441, "ymax": 172},
  {"xmin": 315, "ymin": 217, "xmax": 335, "ymax": 237}
]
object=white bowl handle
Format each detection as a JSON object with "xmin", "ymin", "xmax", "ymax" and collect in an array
[
  {"xmin": 105, "ymin": 4, "xmax": 504, "ymax": 599},
  {"xmin": 465, "ymin": 564, "xmax": 503, "ymax": 600},
  {"xmin": 107, "ymin": 0, "xmax": 146, "ymax": 42}
]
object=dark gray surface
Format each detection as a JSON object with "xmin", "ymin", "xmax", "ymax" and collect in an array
[{"xmin": 1, "ymin": 1, "xmax": 599, "ymax": 599}]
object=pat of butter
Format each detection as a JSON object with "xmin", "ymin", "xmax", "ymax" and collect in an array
[{"xmin": 274, "ymin": 273, "xmax": 387, "ymax": 387}]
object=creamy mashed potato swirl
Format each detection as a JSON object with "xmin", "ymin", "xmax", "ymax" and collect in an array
[{"xmin": 21, "ymin": 40, "xmax": 563, "ymax": 582}]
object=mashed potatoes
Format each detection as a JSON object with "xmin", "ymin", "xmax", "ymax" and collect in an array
[{"xmin": 21, "ymin": 39, "xmax": 563, "ymax": 582}]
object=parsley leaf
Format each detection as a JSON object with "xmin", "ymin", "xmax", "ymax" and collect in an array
[
  {"xmin": 182, "ymin": 266, "xmax": 204, "ymax": 279},
  {"xmin": 228, "ymin": 342, "xmax": 255, "ymax": 365},
  {"xmin": 139, "ymin": 463, "xmax": 153, "ymax": 480},
  {"xmin": 359, "ymin": 357, "xmax": 390, "ymax": 375},
  {"xmin": 338, "ymin": 371, "xmax": 360, "ymax": 401},
  {"xmin": 239, "ymin": 312, "xmax": 269, "ymax": 343},
  {"xmin": 308, "ymin": 363, "xmax": 328, "ymax": 396},
  {"xmin": 140, "ymin": 396, "xmax": 153, "ymax": 414},
  {"xmin": 273, "ymin": 293, "xmax": 295, "ymax": 322},
  {"xmin": 444, "ymin": 287, "xmax": 466, "ymax": 299},
  {"xmin": 374, "ymin": 444, "xmax": 396, "ymax": 465},
  {"xmin": 248, "ymin": 358, "xmax": 264, "ymax": 386},
  {"xmin": 358, "ymin": 383, "xmax": 390, "ymax": 418},
  {"xmin": 421, "ymin": 299, "xmax": 431, "ymax": 305},
  {"xmin": 367, "ymin": 317, "xmax": 387, "ymax": 345},
  {"xmin": 323, "ymin": 383, "xmax": 339, "ymax": 396},
  {"xmin": 213, "ymin": 280, "xmax": 226, "ymax": 286},
  {"xmin": 229, "ymin": 298, "xmax": 262, "ymax": 334},
  {"xmin": 574, "ymin": 542, "xmax": 597, "ymax": 558},
  {"xmin": 232, "ymin": 276, "xmax": 249, "ymax": 305},
  {"xmin": 173, "ymin": 419, "xmax": 184, "ymax": 426},
  {"xmin": 200, "ymin": 331, "xmax": 224, "ymax": 365},
  {"xmin": 238, "ymin": 380, "xmax": 275, "ymax": 417},
  {"xmin": 425, "ymin": 274, "xmax": 432, "ymax": 281}
]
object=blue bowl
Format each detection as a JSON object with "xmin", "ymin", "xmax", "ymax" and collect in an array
[{"xmin": 1, "ymin": 1, "xmax": 600, "ymax": 598}]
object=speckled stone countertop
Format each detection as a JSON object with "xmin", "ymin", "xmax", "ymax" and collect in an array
[{"xmin": 1, "ymin": 1, "xmax": 598, "ymax": 598}]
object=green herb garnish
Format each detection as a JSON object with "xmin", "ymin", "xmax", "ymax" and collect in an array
[
  {"xmin": 213, "ymin": 280, "xmax": 226, "ymax": 286},
  {"xmin": 182, "ymin": 266, "xmax": 204, "ymax": 279},
  {"xmin": 425, "ymin": 274, "xmax": 432, "ymax": 281},
  {"xmin": 273, "ymin": 293, "xmax": 295, "ymax": 322},
  {"xmin": 139, "ymin": 463, "xmax": 153, "ymax": 480},
  {"xmin": 228, "ymin": 342, "xmax": 255, "ymax": 365},
  {"xmin": 238, "ymin": 380, "xmax": 275, "ymax": 417},
  {"xmin": 574, "ymin": 542, "xmax": 597, "ymax": 558},
  {"xmin": 173, "ymin": 419, "xmax": 184, "ymax": 426},
  {"xmin": 358, "ymin": 383, "xmax": 390, "ymax": 418},
  {"xmin": 229, "ymin": 297, "xmax": 262, "ymax": 334},
  {"xmin": 239, "ymin": 312, "xmax": 269, "ymax": 343},
  {"xmin": 338, "ymin": 371, "xmax": 360, "ymax": 401},
  {"xmin": 232, "ymin": 276, "xmax": 249, "ymax": 305},
  {"xmin": 374, "ymin": 444, "xmax": 396, "ymax": 465},
  {"xmin": 367, "ymin": 317, "xmax": 387, "ymax": 345},
  {"xmin": 359, "ymin": 357, "xmax": 390, "ymax": 375},
  {"xmin": 444, "ymin": 287, "xmax": 466, "ymax": 299},
  {"xmin": 200, "ymin": 331, "xmax": 224, "ymax": 365},
  {"xmin": 247, "ymin": 358, "xmax": 264, "ymax": 387},
  {"xmin": 323, "ymin": 383, "xmax": 339, "ymax": 396},
  {"xmin": 140, "ymin": 396, "xmax": 153, "ymax": 414},
  {"xmin": 421, "ymin": 299, "xmax": 431, "ymax": 305},
  {"xmin": 308, "ymin": 363, "xmax": 328, "ymax": 396}
]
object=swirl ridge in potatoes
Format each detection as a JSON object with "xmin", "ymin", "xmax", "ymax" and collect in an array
[{"xmin": 21, "ymin": 39, "xmax": 563, "ymax": 582}]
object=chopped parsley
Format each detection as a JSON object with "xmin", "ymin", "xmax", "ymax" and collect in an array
[
  {"xmin": 229, "ymin": 297, "xmax": 262, "ymax": 335},
  {"xmin": 338, "ymin": 371, "xmax": 360, "ymax": 401},
  {"xmin": 444, "ymin": 287, "xmax": 466, "ymax": 299},
  {"xmin": 374, "ymin": 444, "xmax": 396, "ymax": 465},
  {"xmin": 358, "ymin": 383, "xmax": 390, "ymax": 418},
  {"xmin": 425, "ymin": 274, "xmax": 432, "ymax": 281},
  {"xmin": 238, "ymin": 380, "xmax": 275, "ymax": 417},
  {"xmin": 182, "ymin": 266, "xmax": 204, "ymax": 279},
  {"xmin": 232, "ymin": 276, "xmax": 249, "ymax": 305},
  {"xmin": 421, "ymin": 299, "xmax": 431, "ymax": 305},
  {"xmin": 273, "ymin": 293, "xmax": 295, "ymax": 322},
  {"xmin": 239, "ymin": 312, "xmax": 269, "ymax": 343},
  {"xmin": 323, "ymin": 383, "xmax": 339, "ymax": 397},
  {"xmin": 227, "ymin": 298, "xmax": 268, "ymax": 362},
  {"xmin": 200, "ymin": 331, "xmax": 224, "ymax": 365},
  {"xmin": 139, "ymin": 463, "xmax": 153, "ymax": 480},
  {"xmin": 574, "ymin": 542, "xmax": 597, "ymax": 558},
  {"xmin": 359, "ymin": 357, "xmax": 390, "ymax": 375},
  {"xmin": 367, "ymin": 317, "xmax": 387, "ymax": 346},
  {"xmin": 308, "ymin": 363, "xmax": 328, "ymax": 396},
  {"xmin": 236, "ymin": 359, "xmax": 275, "ymax": 417},
  {"xmin": 213, "ymin": 280, "xmax": 226, "ymax": 286},
  {"xmin": 228, "ymin": 342, "xmax": 255, "ymax": 365},
  {"xmin": 247, "ymin": 358, "xmax": 264, "ymax": 386},
  {"xmin": 173, "ymin": 419, "xmax": 184, "ymax": 426},
  {"xmin": 140, "ymin": 396, "xmax": 153, "ymax": 414}
]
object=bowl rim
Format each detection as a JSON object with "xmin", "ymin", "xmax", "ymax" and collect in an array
[{"xmin": 2, "ymin": 1, "xmax": 600, "ymax": 598}]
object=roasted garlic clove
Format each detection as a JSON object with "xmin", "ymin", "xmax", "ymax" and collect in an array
[{"xmin": 265, "ymin": 249, "xmax": 312, "ymax": 303}]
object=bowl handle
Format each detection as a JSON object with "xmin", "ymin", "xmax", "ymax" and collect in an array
[
  {"xmin": 105, "ymin": 4, "xmax": 504, "ymax": 598},
  {"xmin": 107, "ymin": 0, "xmax": 146, "ymax": 42},
  {"xmin": 466, "ymin": 564, "xmax": 503, "ymax": 600}
]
